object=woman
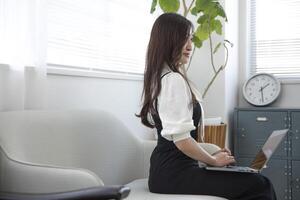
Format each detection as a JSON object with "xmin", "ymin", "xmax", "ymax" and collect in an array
[{"xmin": 137, "ymin": 13, "xmax": 277, "ymax": 200}]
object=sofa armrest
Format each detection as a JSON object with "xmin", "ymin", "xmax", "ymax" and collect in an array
[
  {"xmin": 0, "ymin": 150, "xmax": 104, "ymax": 193},
  {"xmin": 0, "ymin": 185, "xmax": 130, "ymax": 200}
]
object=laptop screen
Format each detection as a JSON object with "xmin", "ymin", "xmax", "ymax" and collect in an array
[
  {"xmin": 250, "ymin": 129, "xmax": 288, "ymax": 170},
  {"xmin": 250, "ymin": 150, "xmax": 267, "ymax": 170}
]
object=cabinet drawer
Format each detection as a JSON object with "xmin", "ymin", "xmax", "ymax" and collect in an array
[
  {"xmin": 291, "ymin": 112, "xmax": 300, "ymax": 159},
  {"xmin": 236, "ymin": 111, "xmax": 288, "ymax": 157},
  {"xmin": 292, "ymin": 161, "xmax": 300, "ymax": 200}
]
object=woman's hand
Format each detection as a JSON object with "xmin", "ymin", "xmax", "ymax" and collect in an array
[
  {"xmin": 175, "ymin": 138, "xmax": 235, "ymax": 166},
  {"xmin": 212, "ymin": 148, "xmax": 232, "ymax": 156},
  {"xmin": 212, "ymin": 151, "xmax": 235, "ymax": 167}
]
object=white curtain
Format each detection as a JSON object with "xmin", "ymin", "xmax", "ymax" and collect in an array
[{"xmin": 0, "ymin": 0, "xmax": 47, "ymax": 111}]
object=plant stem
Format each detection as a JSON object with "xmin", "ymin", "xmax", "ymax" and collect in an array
[
  {"xmin": 187, "ymin": 0, "xmax": 195, "ymax": 16},
  {"xmin": 202, "ymin": 42, "xmax": 230, "ymax": 99},
  {"xmin": 183, "ymin": 0, "xmax": 195, "ymax": 17},
  {"xmin": 180, "ymin": 0, "xmax": 229, "ymax": 99},
  {"xmin": 202, "ymin": 65, "xmax": 223, "ymax": 99},
  {"xmin": 182, "ymin": 0, "xmax": 188, "ymax": 17},
  {"xmin": 222, "ymin": 43, "xmax": 229, "ymax": 70},
  {"xmin": 208, "ymin": 31, "xmax": 217, "ymax": 73}
]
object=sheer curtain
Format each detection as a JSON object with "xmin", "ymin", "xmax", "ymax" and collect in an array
[{"xmin": 0, "ymin": 0, "xmax": 47, "ymax": 111}]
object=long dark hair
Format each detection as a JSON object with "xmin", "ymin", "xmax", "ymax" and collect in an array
[{"xmin": 137, "ymin": 13, "xmax": 196, "ymax": 128}]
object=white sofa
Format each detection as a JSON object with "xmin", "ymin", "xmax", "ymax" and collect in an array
[{"xmin": 0, "ymin": 110, "xmax": 227, "ymax": 200}]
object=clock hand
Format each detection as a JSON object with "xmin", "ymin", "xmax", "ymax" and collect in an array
[
  {"xmin": 259, "ymin": 83, "xmax": 270, "ymax": 93},
  {"xmin": 260, "ymin": 87, "xmax": 264, "ymax": 103},
  {"xmin": 261, "ymin": 83, "xmax": 270, "ymax": 90}
]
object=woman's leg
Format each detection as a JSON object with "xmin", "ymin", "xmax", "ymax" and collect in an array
[{"xmin": 176, "ymin": 168, "xmax": 277, "ymax": 200}]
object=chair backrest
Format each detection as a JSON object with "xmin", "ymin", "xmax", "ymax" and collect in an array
[{"xmin": 0, "ymin": 110, "xmax": 145, "ymax": 185}]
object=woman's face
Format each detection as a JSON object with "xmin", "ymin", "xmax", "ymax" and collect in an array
[{"xmin": 179, "ymin": 34, "xmax": 193, "ymax": 64}]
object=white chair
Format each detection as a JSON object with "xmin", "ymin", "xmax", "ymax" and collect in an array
[{"xmin": 0, "ymin": 110, "xmax": 227, "ymax": 200}]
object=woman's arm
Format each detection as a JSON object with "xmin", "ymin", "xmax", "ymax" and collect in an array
[{"xmin": 175, "ymin": 137, "xmax": 235, "ymax": 167}]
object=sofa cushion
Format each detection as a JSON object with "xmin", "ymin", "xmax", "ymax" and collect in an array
[{"xmin": 126, "ymin": 179, "xmax": 227, "ymax": 200}]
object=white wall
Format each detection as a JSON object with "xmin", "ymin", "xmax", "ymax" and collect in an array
[
  {"xmin": 45, "ymin": 73, "xmax": 155, "ymax": 140},
  {"xmin": 224, "ymin": 0, "xmax": 239, "ymax": 148},
  {"xmin": 238, "ymin": 1, "xmax": 300, "ymax": 108}
]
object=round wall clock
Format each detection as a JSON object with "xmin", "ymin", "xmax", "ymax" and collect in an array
[{"xmin": 243, "ymin": 73, "xmax": 281, "ymax": 106}]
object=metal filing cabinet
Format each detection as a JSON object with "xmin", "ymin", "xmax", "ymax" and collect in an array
[
  {"xmin": 234, "ymin": 108, "xmax": 300, "ymax": 200},
  {"xmin": 292, "ymin": 161, "xmax": 300, "ymax": 200}
]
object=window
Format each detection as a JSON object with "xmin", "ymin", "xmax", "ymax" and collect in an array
[
  {"xmin": 249, "ymin": 0, "xmax": 300, "ymax": 78},
  {"xmin": 47, "ymin": 0, "xmax": 155, "ymax": 76}
]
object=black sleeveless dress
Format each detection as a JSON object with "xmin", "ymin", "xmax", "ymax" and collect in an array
[{"xmin": 148, "ymin": 100, "xmax": 277, "ymax": 200}]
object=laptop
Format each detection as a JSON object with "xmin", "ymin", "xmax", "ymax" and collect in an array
[{"xmin": 205, "ymin": 129, "xmax": 288, "ymax": 173}]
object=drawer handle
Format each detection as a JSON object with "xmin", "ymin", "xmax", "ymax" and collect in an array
[{"xmin": 256, "ymin": 117, "xmax": 268, "ymax": 122}]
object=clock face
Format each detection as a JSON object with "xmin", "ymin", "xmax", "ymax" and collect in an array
[{"xmin": 243, "ymin": 73, "xmax": 281, "ymax": 106}]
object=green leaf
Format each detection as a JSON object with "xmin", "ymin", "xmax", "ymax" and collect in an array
[
  {"xmin": 215, "ymin": 2, "xmax": 227, "ymax": 21},
  {"xmin": 192, "ymin": 35, "xmax": 203, "ymax": 48},
  {"xmin": 197, "ymin": 14, "xmax": 209, "ymax": 24},
  {"xmin": 195, "ymin": 23, "xmax": 210, "ymax": 41},
  {"xmin": 150, "ymin": 0, "xmax": 158, "ymax": 13},
  {"xmin": 204, "ymin": 2, "xmax": 219, "ymax": 18},
  {"xmin": 211, "ymin": 19, "xmax": 222, "ymax": 35},
  {"xmin": 191, "ymin": 6, "xmax": 199, "ymax": 16},
  {"xmin": 195, "ymin": 0, "xmax": 212, "ymax": 10},
  {"xmin": 213, "ymin": 42, "xmax": 221, "ymax": 54},
  {"xmin": 159, "ymin": 0, "xmax": 180, "ymax": 13}
]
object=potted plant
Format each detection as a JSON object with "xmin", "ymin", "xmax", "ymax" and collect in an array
[{"xmin": 151, "ymin": 0, "xmax": 233, "ymax": 99}]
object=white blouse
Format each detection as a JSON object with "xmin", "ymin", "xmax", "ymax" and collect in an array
[{"xmin": 157, "ymin": 66, "xmax": 204, "ymax": 143}]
